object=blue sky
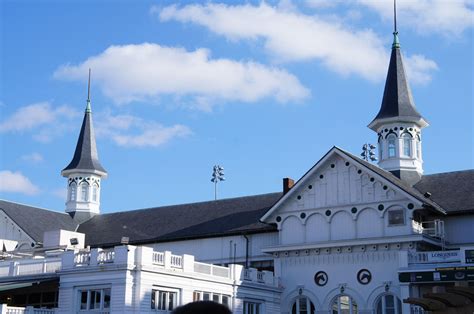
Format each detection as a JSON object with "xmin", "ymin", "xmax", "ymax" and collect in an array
[{"xmin": 1, "ymin": 0, "xmax": 473, "ymax": 213}]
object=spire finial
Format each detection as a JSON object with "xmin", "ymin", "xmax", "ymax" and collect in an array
[
  {"xmin": 86, "ymin": 68, "xmax": 92, "ymax": 113},
  {"xmin": 392, "ymin": 0, "xmax": 400, "ymax": 49}
]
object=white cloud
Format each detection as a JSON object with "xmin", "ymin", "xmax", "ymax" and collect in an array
[
  {"xmin": 21, "ymin": 152, "xmax": 44, "ymax": 163},
  {"xmin": 405, "ymin": 54, "xmax": 439, "ymax": 85},
  {"xmin": 358, "ymin": 0, "xmax": 473, "ymax": 37},
  {"xmin": 0, "ymin": 102, "xmax": 80, "ymax": 142},
  {"xmin": 53, "ymin": 43, "xmax": 309, "ymax": 108},
  {"xmin": 0, "ymin": 170, "xmax": 40, "ymax": 196},
  {"xmin": 95, "ymin": 111, "xmax": 192, "ymax": 148},
  {"xmin": 156, "ymin": 3, "xmax": 437, "ymax": 84}
]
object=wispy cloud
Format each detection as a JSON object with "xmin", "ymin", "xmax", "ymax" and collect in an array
[
  {"xmin": 0, "ymin": 102, "xmax": 80, "ymax": 142},
  {"xmin": 358, "ymin": 0, "xmax": 474, "ymax": 37},
  {"xmin": 53, "ymin": 43, "xmax": 309, "ymax": 109},
  {"xmin": 0, "ymin": 170, "xmax": 40, "ymax": 196},
  {"xmin": 156, "ymin": 3, "xmax": 437, "ymax": 84},
  {"xmin": 95, "ymin": 111, "xmax": 192, "ymax": 148},
  {"xmin": 21, "ymin": 152, "xmax": 44, "ymax": 163}
]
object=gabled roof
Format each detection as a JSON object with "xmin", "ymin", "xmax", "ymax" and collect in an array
[
  {"xmin": 0, "ymin": 200, "xmax": 77, "ymax": 242},
  {"xmin": 260, "ymin": 146, "xmax": 445, "ymax": 222},
  {"xmin": 414, "ymin": 170, "xmax": 474, "ymax": 214},
  {"xmin": 77, "ymin": 193, "xmax": 281, "ymax": 247},
  {"xmin": 61, "ymin": 102, "xmax": 107, "ymax": 177},
  {"xmin": 368, "ymin": 34, "xmax": 428, "ymax": 131}
]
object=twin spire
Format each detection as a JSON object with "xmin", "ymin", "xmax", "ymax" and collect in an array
[
  {"xmin": 61, "ymin": 69, "xmax": 107, "ymax": 177},
  {"xmin": 368, "ymin": 0, "xmax": 427, "ymax": 131}
]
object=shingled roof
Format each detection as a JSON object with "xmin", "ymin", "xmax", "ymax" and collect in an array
[
  {"xmin": 0, "ymin": 200, "xmax": 77, "ymax": 242},
  {"xmin": 61, "ymin": 101, "xmax": 107, "ymax": 177},
  {"xmin": 77, "ymin": 192, "xmax": 281, "ymax": 247},
  {"xmin": 368, "ymin": 33, "xmax": 428, "ymax": 131},
  {"xmin": 414, "ymin": 170, "xmax": 474, "ymax": 214}
]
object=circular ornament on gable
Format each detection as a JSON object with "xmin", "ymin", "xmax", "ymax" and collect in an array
[
  {"xmin": 325, "ymin": 210, "xmax": 331, "ymax": 216},
  {"xmin": 314, "ymin": 271, "xmax": 328, "ymax": 286},
  {"xmin": 357, "ymin": 269, "xmax": 372, "ymax": 285},
  {"xmin": 276, "ymin": 216, "xmax": 282, "ymax": 222}
]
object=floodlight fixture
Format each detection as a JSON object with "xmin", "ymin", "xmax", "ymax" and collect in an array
[
  {"xmin": 361, "ymin": 143, "xmax": 378, "ymax": 162},
  {"xmin": 211, "ymin": 164, "xmax": 225, "ymax": 200},
  {"xmin": 70, "ymin": 238, "xmax": 79, "ymax": 246},
  {"xmin": 121, "ymin": 237, "xmax": 130, "ymax": 245}
]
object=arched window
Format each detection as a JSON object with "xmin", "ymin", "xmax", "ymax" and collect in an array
[
  {"xmin": 401, "ymin": 133, "xmax": 412, "ymax": 157},
  {"xmin": 387, "ymin": 134, "xmax": 396, "ymax": 158},
  {"xmin": 69, "ymin": 183, "xmax": 77, "ymax": 201},
  {"xmin": 80, "ymin": 183, "xmax": 89, "ymax": 201},
  {"xmin": 92, "ymin": 183, "xmax": 99, "ymax": 202},
  {"xmin": 332, "ymin": 295, "xmax": 357, "ymax": 314},
  {"xmin": 292, "ymin": 296, "xmax": 315, "ymax": 314},
  {"xmin": 376, "ymin": 294, "xmax": 402, "ymax": 314}
]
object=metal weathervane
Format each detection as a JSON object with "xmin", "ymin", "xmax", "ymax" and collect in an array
[
  {"xmin": 361, "ymin": 143, "xmax": 377, "ymax": 162},
  {"xmin": 211, "ymin": 165, "xmax": 225, "ymax": 200}
]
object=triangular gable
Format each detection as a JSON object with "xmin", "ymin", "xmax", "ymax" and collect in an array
[{"xmin": 260, "ymin": 146, "xmax": 443, "ymax": 223}]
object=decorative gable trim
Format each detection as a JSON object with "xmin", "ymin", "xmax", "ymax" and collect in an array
[{"xmin": 260, "ymin": 146, "xmax": 443, "ymax": 223}]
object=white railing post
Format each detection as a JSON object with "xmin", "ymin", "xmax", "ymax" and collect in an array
[
  {"xmin": 0, "ymin": 304, "xmax": 7, "ymax": 314},
  {"xmin": 89, "ymin": 248, "xmax": 100, "ymax": 267},
  {"xmin": 182, "ymin": 254, "xmax": 194, "ymax": 272},
  {"xmin": 164, "ymin": 251, "xmax": 172, "ymax": 269}
]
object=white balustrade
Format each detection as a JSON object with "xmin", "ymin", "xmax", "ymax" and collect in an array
[
  {"xmin": 212, "ymin": 265, "xmax": 230, "ymax": 278},
  {"xmin": 257, "ymin": 271, "xmax": 264, "ymax": 283},
  {"xmin": 74, "ymin": 252, "xmax": 91, "ymax": 266},
  {"xmin": 97, "ymin": 250, "xmax": 115, "ymax": 264},
  {"xmin": 152, "ymin": 252, "xmax": 164, "ymax": 265},
  {"xmin": 194, "ymin": 262, "xmax": 212, "ymax": 275},
  {"xmin": 5, "ymin": 306, "xmax": 25, "ymax": 314},
  {"xmin": 170, "ymin": 254, "xmax": 183, "ymax": 268}
]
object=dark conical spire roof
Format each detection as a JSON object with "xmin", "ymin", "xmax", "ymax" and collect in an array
[
  {"xmin": 368, "ymin": 32, "xmax": 428, "ymax": 131},
  {"xmin": 62, "ymin": 75, "xmax": 107, "ymax": 177}
]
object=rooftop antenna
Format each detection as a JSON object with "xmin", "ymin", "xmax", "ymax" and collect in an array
[
  {"xmin": 392, "ymin": 0, "xmax": 400, "ymax": 49},
  {"xmin": 86, "ymin": 68, "xmax": 92, "ymax": 113}
]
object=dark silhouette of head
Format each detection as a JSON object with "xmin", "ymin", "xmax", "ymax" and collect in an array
[{"xmin": 172, "ymin": 301, "xmax": 231, "ymax": 314}]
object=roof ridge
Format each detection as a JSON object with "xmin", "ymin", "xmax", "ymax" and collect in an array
[
  {"xmin": 0, "ymin": 199, "xmax": 68, "ymax": 215},
  {"xmin": 98, "ymin": 192, "xmax": 282, "ymax": 217},
  {"xmin": 421, "ymin": 169, "xmax": 474, "ymax": 177}
]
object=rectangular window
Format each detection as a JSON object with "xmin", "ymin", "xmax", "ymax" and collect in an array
[
  {"xmin": 388, "ymin": 209, "xmax": 405, "ymax": 226},
  {"xmin": 151, "ymin": 288, "xmax": 178, "ymax": 311},
  {"xmin": 244, "ymin": 301, "xmax": 261, "ymax": 314},
  {"xmin": 193, "ymin": 291, "xmax": 231, "ymax": 307},
  {"xmin": 78, "ymin": 288, "xmax": 111, "ymax": 312}
]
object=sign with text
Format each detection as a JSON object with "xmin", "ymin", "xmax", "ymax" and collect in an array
[{"xmin": 426, "ymin": 251, "xmax": 461, "ymax": 263}]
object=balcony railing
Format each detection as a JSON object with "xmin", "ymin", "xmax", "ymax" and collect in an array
[
  {"xmin": 0, "ymin": 246, "xmax": 278, "ymax": 287},
  {"xmin": 0, "ymin": 258, "xmax": 61, "ymax": 278},
  {"xmin": 412, "ymin": 219, "xmax": 445, "ymax": 239}
]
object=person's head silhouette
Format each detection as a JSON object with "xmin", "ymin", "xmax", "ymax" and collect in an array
[{"xmin": 172, "ymin": 301, "xmax": 232, "ymax": 314}]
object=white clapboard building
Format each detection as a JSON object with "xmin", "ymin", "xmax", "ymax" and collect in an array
[{"xmin": 1, "ymin": 28, "xmax": 473, "ymax": 314}]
